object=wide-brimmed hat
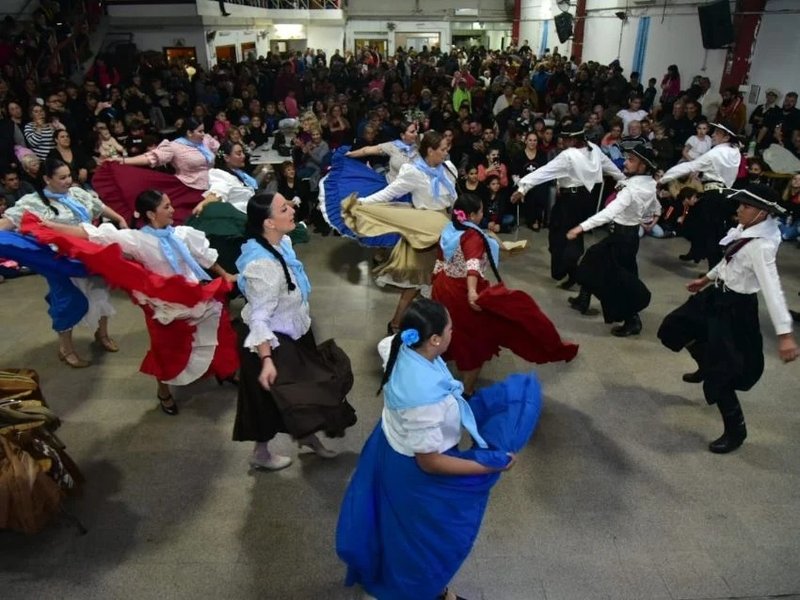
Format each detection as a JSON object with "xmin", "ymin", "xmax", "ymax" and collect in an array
[
  {"xmin": 726, "ymin": 184, "xmax": 786, "ymax": 216},
  {"xmin": 558, "ymin": 121, "xmax": 586, "ymax": 138},
  {"xmin": 626, "ymin": 143, "xmax": 657, "ymax": 170},
  {"xmin": 710, "ymin": 121, "xmax": 741, "ymax": 139},
  {"xmin": 766, "ymin": 88, "xmax": 781, "ymax": 98}
]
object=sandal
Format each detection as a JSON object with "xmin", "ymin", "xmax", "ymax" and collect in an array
[
  {"xmin": 58, "ymin": 350, "xmax": 90, "ymax": 369},
  {"xmin": 94, "ymin": 331, "xmax": 120, "ymax": 352}
]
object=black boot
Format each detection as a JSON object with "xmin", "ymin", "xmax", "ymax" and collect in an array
[
  {"xmin": 611, "ymin": 313, "xmax": 642, "ymax": 337},
  {"xmin": 709, "ymin": 406, "xmax": 747, "ymax": 454},
  {"xmin": 568, "ymin": 287, "xmax": 591, "ymax": 314},
  {"xmin": 682, "ymin": 341, "xmax": 706, "ymax": 383},
  {"xmin": 678, "ymin": 253, "xmax": 701, "ymax": 264},
  {"xmin": 558, "ymin": 276, "xmax": 576, "ymax": 290}
]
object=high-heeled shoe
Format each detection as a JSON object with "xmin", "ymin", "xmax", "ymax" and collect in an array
[
  {"xmin": 94, "ymin": 331, "xmax": 119, "ymax": 352},
  {"xmin": 58, "ymin": 350, "xmax": 90, "ymax": 369},
  {"xmin": 298, "ymin": 434, "xmax": 338, "ymax": 458},
  {"xmin": 158, "ymin": 393, "xmax": 179, "ymax": 416}
]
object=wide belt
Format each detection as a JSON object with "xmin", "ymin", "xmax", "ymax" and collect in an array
[
  {"xmin": 608, "ymin": 223, "xmax": 639, "ymax": 233},
  {"xmin": 702, "ymin": 181, "xmax": 725, "ymax": 192}
]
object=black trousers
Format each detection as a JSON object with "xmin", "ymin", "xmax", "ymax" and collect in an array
[
  {"xmin": 658, "ymin": 286, "xmax": 764, "ymax": 418},
  {"xmin": 548, "ymin": 187, "xmax": 594, "ymax": 281},
  {"xmin": 684, "ymin": 188, "xmax": 737, "ymax": 268}
]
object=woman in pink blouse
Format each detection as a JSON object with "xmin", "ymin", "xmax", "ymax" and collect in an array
[{"xmin": 92, "ymin": 117, "xmax": 219, "ymax": 224}]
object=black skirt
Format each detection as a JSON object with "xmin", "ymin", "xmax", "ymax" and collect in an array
[
  {"xmin": 658, "ymin": 285, "xmax": 764, "ymax": 395},
  {"xmin": 232, "ymin": 320, "xmax": 357, "ymax": 442}
]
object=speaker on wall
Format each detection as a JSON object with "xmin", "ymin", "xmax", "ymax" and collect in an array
[
  {"xmin": 554, "ymin": 11, "xmax": 573, "ymax": 44},
  {"xmin": 697, "ymin": 0, "xmax": 734, "ymax": 49}
]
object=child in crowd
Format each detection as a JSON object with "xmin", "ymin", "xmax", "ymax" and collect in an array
[
  {"xmin": 245, "ymin": 114, "xmax": 270, "ymax": 148},
  {"xmin": 481, "ymin": 174, "xmax": 514, "ymax": 233},
  {"xmin": 212, "ymin": 110, "xmax": 232, "ymax": 140},
  {"xmin": 682, "ymin": 120, "xmax": 712, "ymax": 161}
]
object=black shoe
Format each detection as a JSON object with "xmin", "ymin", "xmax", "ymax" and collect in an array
[
  {"xmin": 611, "ymin": 315, "xmax": 642, "ymax": 337},
  {"xmin": 709, "ymin": 424, "xmax": 747, "ymax": 454},
  {"xmin": 679, "ymin": 253, "xmax": 701, "ymax": 263},
  {"xmin": 791, "ymin": 310, "xmax": 800, "ymax": 323},
  {"xmin": 215, "ymin": 374, "xmax": 239, "ymax": 387},
  {"xmin": 568, "ymin": 294, "xmax": 590, "ymax": 314},
  {"xmin": 682, "ymin": 369, "xmax": 704, "ymax": 383},
  {"xmin": 558, "ymin": 277, "xmax": 576, "ymax": 290},
  {"xmin": 221, "ymin": 10, "xmax": 231, "ymax": 16},
  {"xmin": 158, "ymin": 393, "xmax": 179, "ymax": 416}
]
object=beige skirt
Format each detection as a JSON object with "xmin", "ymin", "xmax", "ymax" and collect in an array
[{"xmin": 342, "ymin": 194, "xmax": 449, "ymax": 288}]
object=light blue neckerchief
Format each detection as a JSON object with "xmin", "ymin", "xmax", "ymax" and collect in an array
[
  {"xmin": 236, "ymin": 237, "xmax": 311, "ymax": 303},
  {"xmin": 392, "ymin": 140, "xmax": 416, "ymax": 156},
  {"xmin": 232, "ymin": 169, "xmax": 258, "ymax": 190},
  {"xmin": 43, "ymin": 189, "xmax": 91, "ymax": 223},
  {"xmin": 385, "ymin": 344, "xmax": 488, "ymax": 448},
  {"xmin": 174, "ymin": 136, "xmax": 214, "ymax": 164},
  {"xmin": 440, "ymin": 221, "xmax": 500, "ymax": 267},
  {"xmin": 140, "ymin": 225, "xmax": 211, "ymax": 281},
  {"xmin": 413, "ymin": 157, "xmax": 457, "ymax": 201}
]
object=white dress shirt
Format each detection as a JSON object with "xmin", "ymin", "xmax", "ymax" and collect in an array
[
  {"xmin": 707, "ymin": 219, "xmax": 793, "ymax": 335},
  {"xmin": 661, "ymin": 142, "xmax": 741, "ymax": 187},
  {"xmin": 580, "ymin": 175, "xmax": 660, "ymax": 230},
  {"xmin": 516, "ymin": 143, "xmax": 624, "ymax": 195},
  {"xmin": 360, "ymin": 161, "xmax": 457, "ymax": 210},
  {"xmin": 205, "ymin": 169, "xmax": 255, "ymax": 213},
  {"xmin": 381, "ymin": 396, "xmax": 462, "ymax": 457},
  {"xmin": 240, "ymin": 238, "xmax": 312, "ymax": 351}
]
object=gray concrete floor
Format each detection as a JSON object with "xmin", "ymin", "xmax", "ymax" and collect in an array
[{"xmin": 1, "ymin": 228, "xmax": 800, "ymax": 600}]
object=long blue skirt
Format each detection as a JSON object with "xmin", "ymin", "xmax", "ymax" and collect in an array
[
  {"xmin": 336, "ymin": 373, "xmax": 542, "ymax": 600},
  {"xmin": 0, "ymin": 231, "xmax": 89, "ymax": 331},
  {"xmin": 321, "ymin": 147, "xmax": 406, "ymax": 248}
]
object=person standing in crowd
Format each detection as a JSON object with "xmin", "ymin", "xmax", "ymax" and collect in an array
[
  {"xmin": 511, "ymin": 122, "xmax": 625, "ymax": 288},
  {"xmin": 337, "ymin": 297, "xmax": 541, "ymax": 600},
  {"xmin": 24, "ymin": 104, "xmax": 63, "ymax": 160},
  {"xmin": 25, "ymin": 189, "xmax": 239, "ymax": 416},
  {"xmin": 233, "ymin": 193, "xmax": 356, "ymax": 471},
  {"xmin": 432, "ymin": 194, "xmax": 577, "ymax": 394},
  {"xmin": 616, "ymin": 94, "xmax": 648, "ymax": 136},
  {"xmin": 660, "ymin": 122, "xmax": 742, "ymax": 268},
  {"xmin": 658, "ymin": 185, "xmax": 798, "ymax": 453},
  {"xmin": 697, "ymin": 77, "xmax": 722, "ymax": 123},
  {"xmin": 0, "ymin": 157, "xmax": 127, "ymax": 368},
  {"xmin": 510, "ymin": 131, "xmax": 549, "ymax": 230},
  {"xmin": 566, "ymin": 145, "xmax": 660, "ymax": 337},
  {"xmin": 342, "ymin": 131, "xmax": 456, "ymax": 333}
]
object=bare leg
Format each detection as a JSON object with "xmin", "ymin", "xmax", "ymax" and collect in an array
[
  {"xmin": 57, "ymin": 329, "xmax": 89, "ymax": 367},
  {"xmin": 461, "ymin": 368, "xmax": 481, "ymax": 396},
  {"xmin": 390, "ymin": 288, "xmax": 419, "ymax": 331}
]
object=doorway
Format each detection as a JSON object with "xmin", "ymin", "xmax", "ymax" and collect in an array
[
  {"xmin": 164, "ymin": 46, "xmax": 197, "ymax": 66},
  {"xmin": 215, "ymin": 44, "xmax": 236, "ymax": 64},
  {"xmin": 354, "ymin": 38, "xmax": 387, "ymax": 56},
  {"xmin": 240, "ymin": 41, "xmax": 256, "ymax": 60}
]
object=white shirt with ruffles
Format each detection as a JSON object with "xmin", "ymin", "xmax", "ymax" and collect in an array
[
  {"xmin": 204, "ymin": 168, "xmax": 255, "ymax": 213},
  {"xmin": 359, "ymin": 161, "xmax": 457, "ymax": 211},
  {"xmin": 240, "ymin": 247, "xmax": 311, "ymax": 352}
]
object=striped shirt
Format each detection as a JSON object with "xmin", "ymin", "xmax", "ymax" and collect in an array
[{"xmin": 23, "ymin": 122, "xmax": 59, "ymax": 160}]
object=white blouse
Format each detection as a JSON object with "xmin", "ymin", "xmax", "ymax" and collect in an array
[
  {"xmin": 382, "ymin": 396, "xmax": 463, "ymax": 457},
  {"xmin": 378, "ymin": 142, "xmax": 418, "ymax": 183},
  {"xmin": 240, "ymin": 240, "xmax": 311, "ymax": 351},
  {"xmin": 205, "ymin": 169, "xmax": 255, "ymax": 213},
  {"xmin": 81, "ymin": 223, "xmax": 218, "ymax": 281},
  {"xmin": 360, "ymin": 161, "xmax": 457, "ymax": 211}
]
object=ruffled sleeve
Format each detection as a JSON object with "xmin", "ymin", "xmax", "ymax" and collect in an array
[
  {"xmin": 175, "ymin": 226, "xmax": 219, "ymax": 268},
  {"xmin": 70, "ymin": 187, "xmax": 105, "ymax": 220},
  {"xmin": 461, "ymin": 229, "xmax": 486, "ymax": 278},
  {"xmin": 241, "ymin": 258, "xmax": 282, "ymax": 351},
  {"xmin": 146, "ymin": 139, "xmax": 175, "ymax": 168},
  {"xmin": 81, "ymin": 222, "xmax": 143, "ymax": 256},
  {"xmin": 390, "ymin": 403, "xmax": 448, "ymax": 454},
  {"xmin": 205, "ymin": 169, "xmax": 237, "ymax": 202}
]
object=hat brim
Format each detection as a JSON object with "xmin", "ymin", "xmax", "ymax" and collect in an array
[
  {"xmin": 710, "ymin": 122, "xmax": 740, "ymax": 139},
  {"xmin": 626, "ymin": 148, "xmax": 657, "ymax": 170},
  {"xmin": 726, "ymin": 188, "xmax": 786, "ymax": 216},
  {"xmin": 559, "ymin": 129, "xmax": 586, "ymax": 138}
]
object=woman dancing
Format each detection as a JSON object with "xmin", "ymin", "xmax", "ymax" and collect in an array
[
  {"xmin": 432, "ymin": 194, "xmax": 578, "ymax": 394},
  {"xmin": 233, "ymin": 193, "xmax": 356, "ymax": 471},
  {"xmin": 25, "ymin": 189, "xmax": 239, "ymax": 415}
]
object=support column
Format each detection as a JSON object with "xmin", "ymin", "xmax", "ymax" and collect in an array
[
  {"xmin": 571, "ymin": 0, "xmax": 587, "ymax": 62},
  {"xmin": 512, "ymin": 0, "xmax": 521, "ymax": 44},
  {"xmin": 719, "ymin": 0, "xmax": 767, "ymax": 90}
]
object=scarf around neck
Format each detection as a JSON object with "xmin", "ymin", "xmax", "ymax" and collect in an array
[
  {"xmin": 43, "ymin": 189, "xmax": 91, "ymax": 223},
  {"xmin": 236, "ymin": 237, "xmax": 311, "ymax": 303},
  {"xmin": 392, "ymin": 140, "xmax": 416, "ymax": 156},
  {"xmin": 718, "ymin": 216, "xmax": 782, "ymax": 248},
  {"xmin": 385, "ymin": 345, "xmax": 488, "ymax": 448},
  {"xmin": 175, "ymin": 136, "xmax": 214, "ymax": 164},
  {"xmin": 140, "ymin": 225, "xmax": 211, "ymax": 281},
  {"xmin": 232, "ymin": 168, "xmax": 258, "ymax": 190},
  {"xmin": 413, "ymin": 157, "xmax": 457, "ymax": 201},
  {"xmin": 440, "ymin": 221, "xmax": 500, "ymax": 267}
]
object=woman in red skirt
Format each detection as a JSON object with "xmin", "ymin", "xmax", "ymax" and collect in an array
[
  {"xmin": 432, "ymin": 193, "xmax": 579, "ymax": 394},
  {"xmin": 92, "ymin": 117, "xmax": 219, "ymax": 225}
]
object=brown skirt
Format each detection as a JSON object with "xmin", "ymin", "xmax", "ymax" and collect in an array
[
  {"xmin": 342, "ymin": 194, "xmax": 449, "ymax": 287},
  {"xmin": 232, "ymin": 320, "xmax": 357, "ymax": 442}
]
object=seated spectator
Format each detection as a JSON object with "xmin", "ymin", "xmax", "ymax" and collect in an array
[
  {"xmin": 481, "ymin": 174, "xmax": 515, "ymax": 233},
  {"xmin": 477, "ymin": 148, "xmax": 509, "ymax": 189},
  {"xmin": 651, "ymin": 123, "xmax": 676, "ymax": 171},
  {"xmin": 778, "ymin": 173, "xmax": 800, "ymax": 241},
  {"xmin": 601, "ymin": 121, "xmax": 624, "ymax": 169},
  {"xmin": 93, "ymin": 121, "xmax": 126, "ymax": 159},
  {"xmin": 244, "ymin": 114, "xmax": 270, "ymax": 149},
  {"xmin": 296, "ymin": 127, "xmax": 329, "ymax": 191},
  {"xmin": 16, "ymin": 147, "xmax": 42, "ymax": 187},
  {"xmin": 585, "ymin": 112, "xmax": 605, "ymax": 144},
  {"xmin": 620, "ymin": 120, "xmax": 648, "ymax": 151},
  {"xmin": 1, "ymin": 168, "xmax": 34, "ymax": 208},
  {"xmin": 212, "ymin": 110, "xmax": 232, "ymax": 141},
  {"xmin": 682, "ymin": 120, "xmax": 712, "ymax": 161},
  {"xmin": 47, "ymin": 129, "xmax": 94, "ymax": 187},
  {"xmin": 746, "ymin": 157, "xmax": 769, "ymax": 186}
]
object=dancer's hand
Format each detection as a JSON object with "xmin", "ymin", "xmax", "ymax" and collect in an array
[
  {"xmin": 500, "ymin": 452, "xmax": 517, "ymax": 471},
  {"xmin": 778, "ymin": 334, "xmax": 799, "ymax": 363},
  {"xmin": 686, "ymin": 277, "xmax": 709, "ymax": 293},
  {"xmin": 467, "ymin": 289, "xmax": 481, "ymax": 311},
  {"xmin": 510, "ymin": 191, "xmax": 523, "ymax": 204},
  {"xmin": 117, "ymin": 217, "xmax": 129, "ymax": 229},
  {"xmin": 259, "ymin": 359, "xmax": 278, "ymax": 390},
  {"xmin": 566, "ymin": 226, "xmax": 583, "ymax": 240}
]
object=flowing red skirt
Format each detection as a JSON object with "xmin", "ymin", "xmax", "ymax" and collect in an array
[
  {"xmin": 432, "ymin": 274, "xmax": 579, "ymax": 371},
  {"xmin": 21, "ymin": 214, "xmax": 239, "ymax": 382},
  {"xmin": 92, "ymin": 163, "xmax": 204, "ymax": 225}
]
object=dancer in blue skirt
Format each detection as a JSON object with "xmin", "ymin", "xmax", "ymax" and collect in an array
[{"xmin": 336, "ymin": 298, "xmax": 542, "ymax": 600}]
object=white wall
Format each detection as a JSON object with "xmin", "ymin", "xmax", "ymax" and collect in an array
[
  {"xmin": 747, "ymin": 0, "xmax": 800, "ymax": 109},
  {"xmin": 519, "ymin": 0, "xmax": 573, "ymax": 57},
  {"xmin": 347, "ymin": 0, "xmax": 507, "ymax": 20},
  {"xmin": 307, "ymin": 24, "xmax": 344, "ymax": 56}
]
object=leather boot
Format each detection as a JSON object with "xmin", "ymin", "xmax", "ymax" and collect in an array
[
  {"xmin": 611, "ymin": 314, "xmax": 642, "ymax": 337},
  {"xmin": 682, "ymin": 341, "xmax": 706, "ymax": 383},
  {"xmin": 568, "ymin": 287, "xmax": 591, "ymax": 314},
  {"xmin": 709, "ymin": 406, "xmax": 747, "ymax": 454}
]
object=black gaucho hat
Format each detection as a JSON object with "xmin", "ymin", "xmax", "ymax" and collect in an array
[
  {"xmin": 626, "ymin": 143, "xmax": 657, "ymax": 170},
  {"xmin": 558, "ymin": 121, "xmax": 586, "ymax": 138},
  {"xmin": 726, "ymin": 183, "xmax": 786, "ymax": 216}
]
